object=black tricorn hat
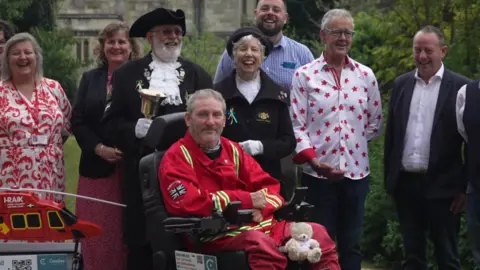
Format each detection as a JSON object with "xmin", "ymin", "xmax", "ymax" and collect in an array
[
  {"xmin": 226, "ymin": 27, "xmax": 273, "ymax": 58},
  {"xmin": 129, "ymin": 8, "xmax": 186, "ymax": 38}
]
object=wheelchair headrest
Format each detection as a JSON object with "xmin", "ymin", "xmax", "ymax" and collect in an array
[{"xmin": 144, "ymin": 112, "xmax": 187, "ymax": 151}]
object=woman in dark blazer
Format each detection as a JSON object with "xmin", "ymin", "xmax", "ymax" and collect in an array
[
  {"xmin": 214, "ymin": 27, "xmax": 296, "ymax": 185},
  {"xmin": 71, "ymin": 22, "xmax": 140, "ymax": 270}
]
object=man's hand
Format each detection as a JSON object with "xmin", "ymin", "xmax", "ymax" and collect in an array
[
  {"xmin": 250, "ymin": 190, "xmax": 267, "ymax": 209},
  {"xmin": 252, "ymin": 209, "xmax": 263, "ymax": 223},
  {"xmin": 308, "ymin": 158, "xmax": 345, "ymax": 180},
  {"xmin": 450, "ymin": 193, "xmax": 466, "ymax": 215}
]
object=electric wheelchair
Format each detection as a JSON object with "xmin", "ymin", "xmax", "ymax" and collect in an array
[{"xmin": 139, "ymin": 112, "xmax": 316, "ymax": 270}]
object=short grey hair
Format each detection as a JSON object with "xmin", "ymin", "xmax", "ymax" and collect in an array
[
  {"xmin": 232, "ymin": 34, "xmax": 266, "ymax": 61},
  {"xmin": 186, "ymin": 89, "xmax": 226, "ymax": 114},
  {"xmin": 0, "ymin": 32, "xmax": 44, "ymax": 81},
  {"xmin": 321, "ymin": 9, "xmax": 355, "ymax": 30}
]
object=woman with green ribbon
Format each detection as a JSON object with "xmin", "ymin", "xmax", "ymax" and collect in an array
[{"xmin": 214, "ymin": 27, "xmax": 296, "ymax": 183}]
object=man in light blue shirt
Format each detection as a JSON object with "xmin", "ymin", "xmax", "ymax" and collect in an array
[{"xmin": 213, "ymin": 0, "xmax": 314, "ymax": 90}]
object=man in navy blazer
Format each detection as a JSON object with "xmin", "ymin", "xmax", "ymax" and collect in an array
[{"xmin": 384, "ymin": 25, "xmax": 470, "ymax": 269}]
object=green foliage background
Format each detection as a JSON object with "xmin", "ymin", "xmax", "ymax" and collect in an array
[{"xmin": 3, "ymin": 0, "xmax": 480, "ymax": 268}]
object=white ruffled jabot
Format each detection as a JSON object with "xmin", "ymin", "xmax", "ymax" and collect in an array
[{"xmin": 148, "ymin": 56, "xmax": 183, "ymax": 106}]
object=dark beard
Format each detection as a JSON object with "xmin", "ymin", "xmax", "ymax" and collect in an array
[{"xmin": 256, "ymin": 21, "xmax": 282, "ymax": 37}]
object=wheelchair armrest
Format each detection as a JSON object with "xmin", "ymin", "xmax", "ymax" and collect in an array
[
  {"xmin": 274, "ymin": 187, "xmax": 314, "ymax": 222},
  {"xmin": 162, "ymin": 201, "xmax": 253, "ymax": 236}
]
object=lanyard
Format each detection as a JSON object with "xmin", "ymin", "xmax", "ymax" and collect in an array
[{"xmin": 11, "ymin": 80, "xmax": 40, "ymax": 132}]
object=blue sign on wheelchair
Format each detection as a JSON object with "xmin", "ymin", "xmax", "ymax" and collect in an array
[{"xmin": 175, "ymin": 251, "xmax": 217, "ymax": 270}]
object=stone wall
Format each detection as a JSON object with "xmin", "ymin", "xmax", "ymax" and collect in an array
[{"xmin": 57, "ymin": 0, "xmax": 257, "ymax": 61}]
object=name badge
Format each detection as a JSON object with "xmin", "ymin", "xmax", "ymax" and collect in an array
[
  {"xmin": 31, "ymin": 135, "xmax": 48, "ymax": 145},
  {"xmin": 281, "ymin": 61, "xmax": 296, "ymax": 69}
]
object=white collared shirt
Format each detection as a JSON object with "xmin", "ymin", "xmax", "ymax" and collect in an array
[
  {"xmin": 401, "ymin": 64, "xmax": 444, "ymax": 172},
  {"xmin": 290, "ymin": 54, "xmax": 383, "ymax": 179},
  {"xmin": 236, "ymin": 72, "xmax": 261, "ymax": 104},
  {"xmin": 455, "ymin": 81, "xmax": 480, "ymax": 143}
]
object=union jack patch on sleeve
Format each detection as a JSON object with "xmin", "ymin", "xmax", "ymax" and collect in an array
[{"xmin": 169, "ymin": 184, "xmax": 187, "ymax": 200}]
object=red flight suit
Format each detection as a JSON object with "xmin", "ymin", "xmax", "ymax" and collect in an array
[{"xmin": 159, "ymin": 132, "xmax": 340, "ymax": 270}]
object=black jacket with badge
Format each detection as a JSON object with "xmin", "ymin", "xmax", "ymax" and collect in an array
[
  {"xmin": 101, "ymin": 53, "xmax": 212, "ymax": 246},
  {"xmin": 214, "ymin": 69, "xmax": 296, "ymax": 181}
]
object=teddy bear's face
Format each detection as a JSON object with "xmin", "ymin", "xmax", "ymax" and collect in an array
[
  {"xmin": 290, "ymin": 222, "xmax": 313, "ymax": 242},
  {"xmin": 294, "ymin": 233, "xmax": 309, "ymax": 242}
]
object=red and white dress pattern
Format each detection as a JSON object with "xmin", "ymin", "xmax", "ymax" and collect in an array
[
  {"xmin": 0, "ymin": 78, "xmax": 72, "ymax": 202},
  {"xmin": 290, "ymin": 54, "xmax": 383, "ymax": 180}
]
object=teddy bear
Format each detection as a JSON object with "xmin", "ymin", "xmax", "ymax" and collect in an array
[{"xmin": 282, "ymin": 222, "xmax": 322, "ymax": 263}]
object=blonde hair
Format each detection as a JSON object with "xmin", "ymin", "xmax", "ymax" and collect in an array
[
  {"xmin": 95, "ymin": 22, "xmax": 141, "ymax": 68},
  {"xmin": 0, "ymin": 32, "xmax": 43, "ymax": 81}
]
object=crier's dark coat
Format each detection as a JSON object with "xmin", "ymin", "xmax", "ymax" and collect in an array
[{"xmin": 101, "ymin": 53, "xmax": 212, "ymax": 246}]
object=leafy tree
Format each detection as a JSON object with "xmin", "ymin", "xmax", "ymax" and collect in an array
[
  {"xmin": 285, "ymin": 0, "xmax": 336, "ymax": 40},
  {"xmin": 31, "ymin": 27, "xmax": 84, "ymax": 102},
  {"xmin": 0, "ymin": 0, "xmax": 32, "ymax": 21},
  {"xmin": 13, "ymin": 0, "xmax": 56, "ymax": 32},
  {"xmin": 181, "ymin": 28, "xmax": 226, "ymax": 77}
]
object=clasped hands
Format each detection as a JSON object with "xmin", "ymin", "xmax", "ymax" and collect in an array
[
  {"xmin": 250, "ymin": 190, "xmax": 268, "ymax": 223},
  {"xmin": 95, "ymin": 143, "xmax": 123, "ymax": 163},
  {"xmin": 308, "ymin": 158, "xmax": 345, "ymax": 180}
]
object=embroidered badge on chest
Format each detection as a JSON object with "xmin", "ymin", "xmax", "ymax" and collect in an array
[{"xmin": 256, "ymin": 111, "xmax": 270, "ymax": 123}]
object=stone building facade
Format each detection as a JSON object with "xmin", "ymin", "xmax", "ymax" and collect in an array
[{"xmin": 56, "ymin": 0, "xmax": 259, "ymax": 61}]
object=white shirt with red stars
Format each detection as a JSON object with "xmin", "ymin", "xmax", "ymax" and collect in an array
[{"xmin": 289, "ymin": 54, "xmax": 383, "ymax": 180}]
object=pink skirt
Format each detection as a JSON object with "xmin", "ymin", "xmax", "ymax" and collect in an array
[{"xmin": 75, "ymin": 167, "xmax": 126, "ymax": 270}]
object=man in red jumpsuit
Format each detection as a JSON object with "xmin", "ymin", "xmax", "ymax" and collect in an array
[{"xmin": 159, "ymin": 89, "xmax": 340, "ymax": 270}]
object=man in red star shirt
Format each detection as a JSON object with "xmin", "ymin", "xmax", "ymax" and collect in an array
[
  {"xmin": 289, "ymin": 8, "xmax": 383, "ymax": 270},
  {"xmin": 158, "ymin": 89, "xmax": 340, "ymax": 270}
]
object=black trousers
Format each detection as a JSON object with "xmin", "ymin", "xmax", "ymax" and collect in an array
[{"xmin": 394, "ymin": 171, "xmax": 461, "ymax": 270}]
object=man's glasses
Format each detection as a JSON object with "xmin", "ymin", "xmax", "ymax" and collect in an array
[
  {"xmin": 324, "ymin": 28, "xmax": 355, "ymax": 38},
  {"xmin": 150, "ymin": 28, "xmax": 183, "ymax": 37}
]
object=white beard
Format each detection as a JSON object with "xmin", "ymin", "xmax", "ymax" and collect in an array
[{"xmin": 152, "ymin": 39, "xmax": 182, "ymax": 62}]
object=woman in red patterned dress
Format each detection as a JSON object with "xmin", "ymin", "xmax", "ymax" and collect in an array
[
  {"xmin": 0, "ymin": 33, "xmax": 72, "ymax": 203},
  {"xmin": 71, "ymin": 22, "xmax": 140, "ymax": 270}
]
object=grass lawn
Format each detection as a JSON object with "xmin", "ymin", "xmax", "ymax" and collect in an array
[{"xmin": 64, "ymin": 136, "xmax": 81, "ymax": 212}]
